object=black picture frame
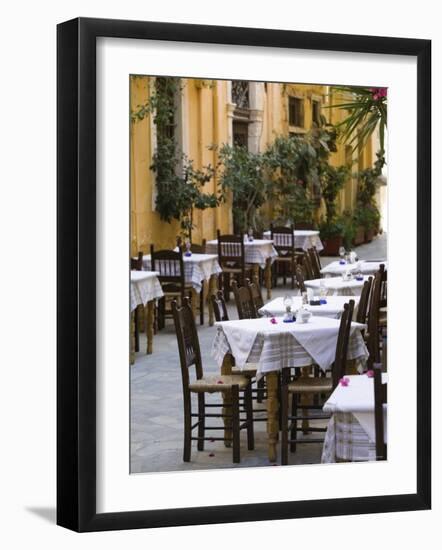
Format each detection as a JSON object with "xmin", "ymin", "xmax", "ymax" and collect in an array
[{"xmin": 57, "ymin": 17, "xmax": 431, "ymax": 532}]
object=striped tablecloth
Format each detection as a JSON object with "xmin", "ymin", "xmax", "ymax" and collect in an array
[
  {"xmin": 130, "ymin": 271, "xmax": 164, "ymax": 312},
  {"xmin": 259, "ymin": 295, "xmax": 360, "ymax": 320},
  {"xmin": 305, "ymin": 275, "xmax": 371, "ymax": 297},
  {"xmin": 321, "ymin": 373, "xmax": 387, "ymax": 463},
  {"xmin": 142, "ymin": 253, "xmax": 222, "ymax": 293},
  {"xmin": 205, "ymin": 239, "xmax": 278, "ymax": 269},
  {"xmin": 263, "ymin": 229, "xmax": 324, "ymax": 252},
  {"xmin": 321, "ymin": 260, "xmax": 387, "ymax": 276},
  {"xmin": 212, "ymin": 316, "xmax": 368, "ymax": 378}
]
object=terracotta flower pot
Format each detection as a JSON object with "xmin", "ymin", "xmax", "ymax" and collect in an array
[
  {"xmin": 321, "ymin": 235, "xmax": 344, "ymax": 256},
  {"xmin": 353, "ymin": 226, "xmax": 365, "ymax": 246},
  {"xmin": 365, "ymin": 229, "xmax": 374, "ymax": 243}
]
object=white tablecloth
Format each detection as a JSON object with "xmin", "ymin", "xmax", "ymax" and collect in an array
[
  {"xmin": 259, "ymin": 295, "xmax": 360, "ymax": 320},
  {"xmin": 321, "ymin": 260, "xmax": 387, "ymax": 276},
  {"xmin": 321, "ymin": 373, "xmax": 387, "ymax": 463},
  {"xmin": 305, "ymin": 275, "xmax": 371, "ymax": 296},
  {"xmin": 263, "ymin": 229, "xmax": 324, "ymax": 252},
  {"xmin": 205, "ymin": 239, "xmax": 278, "ymax": 269},
  {"xmin": 142, "ymin": 253, "xmax": 222, "ymax": 293},
  {"xmin": 212, "ymin": 316, "xmax": 368, "ymax": 377},
  {"xmin": 130, "ymin": 271, "xmax": 164, "ymax": 312}
]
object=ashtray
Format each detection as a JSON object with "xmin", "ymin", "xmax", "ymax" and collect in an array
[
  {"xmin": 184, "ymin": 252, "xmax": 192, "ymax": 257},
  {"xmin": 339, "ymin": 260, "xmax": 346, "ymax": 265},
  {"xmin": 355, "ymin": 275, "xmax": 364, "ymax": 281},
  {"xmin": 319, "ymin": 298, "xmax": 327, "ymax": 304}
]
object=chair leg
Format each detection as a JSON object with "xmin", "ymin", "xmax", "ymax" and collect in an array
[
  {"xmin": 231, "ymin": 385, "xmax": 240, "ymax": 463},
  {"xmin": 197, "ymin": 393, "xmax": 205, "ymax": 451},
  {"xmin": 199, "ymin": 282, "xmax": 204, "ymax": 325},
  {"xmin": 257, "ymin": 378, "xmax": 265, "ymax": 403},
  {"xmin": 134, "ymin": 307, "xmax": 140, "ymax": 352},
  {"xmin": 281, "ymin": 380, "xmax": 289, "ymax": 465},
  {"xmin": 183, "ymin": 394, "xmax": 192, "ymax": 462},
  {"xmin": 245, "ymin": 382, "xmax": 254, "ymax": 451},
  {"xmin": 223, "ymin": 272, "xmax": 230, "ymax": 302},
  {"xmin": 290, "ymin": 393, "xmax": 298, "ymax": 453}
]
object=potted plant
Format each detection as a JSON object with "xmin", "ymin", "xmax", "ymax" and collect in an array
[{"xmin": 319, "ymin": 218, "xmax": 345, "ymax": 255}]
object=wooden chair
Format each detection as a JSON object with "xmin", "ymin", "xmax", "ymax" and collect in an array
[
  {"xmin": 356, "ymin": 277, "xmax": 373, "ymax": 331},
  {"xmin": 231, "ymin": 280, "xmax": 258, "ymax": 319},
  {"xmin": 172, "ymin": 298, "xmax": 254, "ymax": 463},
  {"xmin": 130, "ymin": 251, "xmax": 144, "ymax": 352},
  {"xmin": 210, "ymin": 291, "xmax": 267, "ymax": 412},
  {"xmin": 280, "ymin": 300, "xmax": 355, "ymax": 464},
  {"xmin": 217, "ymin": 231, "xmax": 253, "ymax": 301},
  {"xmin": 295, "ymin": 265, "xmax": 307, "ymax": 293},
  {"xmin": 246, "ymin": 277, "xmax": 264, "ymax": 313},
  {"xmin": 366, "ymin": 267, "xmax": 383, "ymax": 364},
  {"xmin": 373, "ymin": 362, "xmax": 387, "ymax": 460},
  {"xmin": 181, "ymin": 240, "xmax": 207, "ymax": 325},
  {"xmin": 151, "ymin": 245, "xmax": 191, "ymax": 329},
  {"xmin": 302, "ymin": 252, "xmax": 315, "ymax": 280},
  {"xmin": 270, "ymin": 224, "xmax": 297, "ymax": 289},
  {"xmin": 307, "ymin": 247, "xmax": 322, "ymax": 279}
]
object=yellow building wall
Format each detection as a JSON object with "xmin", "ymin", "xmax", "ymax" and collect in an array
[{"xmin": 130, "ymin": 77, "xmax": 375, "ymax": 255}]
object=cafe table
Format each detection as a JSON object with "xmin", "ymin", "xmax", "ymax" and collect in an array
[
  {"xmin": 130, "ymin": 270, "xmax": 164, "ymax": 359},
  {"xmin": 321, "ymin": 373, "xmax": 387, "ymax": 463},
  {"xmin": 212, "ymin": 315, "xmax": 368, "ymax": 462},
  {"xmin": 259, "ymin": 295, "xmax": 360, "ymax": 320},
  {"xmin": 305, "ymin": 275, "xmax": 372, "ymax": 296},
  {"xmin": 321, "ymin": 260, "xmax": 387, "ymax": 277},
  {"xmin": 141, "ymin": 253, "xmax": 222, "ymax": 325},
  {"xmin": 263, "ymin": 229, "xmax": 324, "ymax": 252},
  {"xmin": 205, "ymin": 238, "xmax": 278, "ymax": 299}
]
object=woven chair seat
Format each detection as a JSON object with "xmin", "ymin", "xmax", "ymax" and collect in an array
[
  {"xmin": 288, "ymin": 377, "xmax": 333, "ymax": 394},
  {"xmin": 231, "ymin": 364, "xmax": 258, "ymax": 377},
  {"xmin": 189, "ymin": 374, "xmax": 249, "ymax": 393}
]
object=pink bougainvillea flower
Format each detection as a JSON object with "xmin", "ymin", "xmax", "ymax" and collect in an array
[
  {"xmin": 270, "ymin": 317, "xmax": 278, "ymax": 324},
  {"xmin": 217, "ymin": 380, "xmax": 224, "ymax": 384},
  {"xmin": 339, "ymin": 377, "xmax": 350, "ymax": 387},
  {"xmin": 366, "ymin": 370, "xmax": 374, "ymax": 378},
  {"xmin": 209, "ymin": 453, "xmax": 215, "ymax": 457},
  {"xmin": 370, "ymin": 87, "xmax": 387, "ymax": 101}
]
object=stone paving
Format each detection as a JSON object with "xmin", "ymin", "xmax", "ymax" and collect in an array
[{"xmin": 130, "ymin": 234, "xmax": 387, "ymax": 474}]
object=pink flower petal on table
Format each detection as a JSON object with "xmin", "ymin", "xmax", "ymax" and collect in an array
[
  {"xmin": 339, "ymin": 377, "xmax": 350, "ymax": 387},
  {"xmin": 270, "ymin": 317, "xmax": 277, "ymax": 324},
  {"xmin": 210, "ymin": 438, "xmax": 215, "ymax": 443},
  {"xmin": 217, "ymin": 380, "xmax": 224, "ymax": 384},
  {"xmin": 209, "ymin": 453, "xmax": 215, "ymax": 457},
  {"xmin": 366, "ymin": 370, "xmax": 374, "ymax": 378}
]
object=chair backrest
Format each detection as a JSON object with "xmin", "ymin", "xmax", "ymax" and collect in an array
[
  {"xmin": 150, "ymin": 245, "xmax": 185, "ymax": 289},
  {"xmin": 246, "ymin": 277, "xmax": 264, "ymax": 312},
  {"xmin": 332, "ymin": 300, "xmax": 355, "ymax": 389},
  {"xmin": 210, "ymin": 290, "xmax": 229, "ymax": 322},
  {"xmin": 356, "ymin": 276, "xmax": 373, "ymax": 325},
  {"xmin": 270, "ymin": 224, "xmax": 295, "ymax": 257},
  {"xmin": 307, "ymin": 247, "xmax": 322, "ymax": 279},
  {"xmin": 373, "ymin": 362, "xmax": 387, "ymax": 460},
  {"xmin": 131, "ymin": 251, "xmax": 143, "ymax": 271},
  {"xmin": 302, "ymin": 252, "xmax": 315, "ymax": 280},
  {"xmin": 295, "ymin": 265, "xmax": 306, "ymax": 293},
  {"xmin": 232, "ymin": 280, "xmax": 258, "ymax": 319},
  {"xmin": 217, "ymin": 231, "xmax": 245, "ymax": 267},
  {"xmin": 380, "ymin": 264, "xmax": 387, "ymax": 307},
  {"xmin": 367, "ymin": 267, "xmax": 384, "ymax": 364},
  {"xmin": 172, "ymin": 298, "xmax": 203, "ymax": 388}
]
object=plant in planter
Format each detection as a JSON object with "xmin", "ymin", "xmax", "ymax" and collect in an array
[
  {"xmin": 214, "ymin": 143, "xmax": 267, "ymax": 234},
  {"xmin": 132, "ymin": 77, "xmax": 220, "ymax": 241},
  {"xmin": 353, "ymin": 205, "xmax": 380, "ymax": 243},
  {"xmin": 319, "ymin": 218, "xmax": 345, "ymax": 256}
]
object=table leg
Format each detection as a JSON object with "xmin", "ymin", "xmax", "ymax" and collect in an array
[
  {"xmin": 221, "ymin": 353, "xmax": 233, "ymax": 448},
  {"xmin": 266, "ymin": 371, "xmax": 279, "ymax": 462},
  {"xmin": 190, "ymin": 288, "xmax": 198, "ymax": 319},
  {"xmin": 130, "ymin": 311, "xmax": 135, "ymax": 365},
  {"xmin": 300, "ymin": 367, "xmax": 311, "ymax": 433},
  {"xmin": 145, "ymin": 300, "xmax": 154, "ymax": 355},
  {"xmin": 208, "ymin": 274, "xmax": 217, "ymax": 326},
  {"xmin": 264, "ymin": 258, "xmax": 272, "ymax": 300}
]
